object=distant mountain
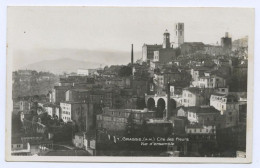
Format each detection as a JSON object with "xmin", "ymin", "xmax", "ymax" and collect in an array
[{"xmin": 22, "ymin": 58, "xmax": 101, "ymax": 74}]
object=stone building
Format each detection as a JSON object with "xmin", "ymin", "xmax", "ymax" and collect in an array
[
  {"xmin": 50, "ymin": 86, "xmax": 71, "ymax": 103},
  {"xmin": 172, "ymin": 22, "xmax": 185, "ymax": 48},
  {"xmin": 221, "ymin": 32, "xmax": 232, "ymax": 52},
  {"xmin": 196, "ymin": 72, "xmax": 227, "ymax": 89},
  {"xmin": 142, "ymin": 44, "xmax": 162, "ymax": 62},
  {"xmin": 96, "ymin": 108, "xmax": 156, "ymax": 132},
  {"xmin": 181, "ymin": 87, "xmax": 205, "ymax": 107},
  {"xmin": 60, "ymin": 101, "xmax": 94, "ymax": 131},
  {"xmin": 152, "ymin": 30, "xmax": 178, "ymax": 64},
  {"xmin": 176, "ymin": 106, "xmax": 220, "ymax": 126},
  {"xmin": 210, "ymin": 94, "xmax": 239, "ymax": 128},
  {"xmin": 180, "ymin": 42, "xmax": 204, "ymax": 55},
  {"xmin": 43, "ymin": 103, "xmax": 60, "ymax": 119}
]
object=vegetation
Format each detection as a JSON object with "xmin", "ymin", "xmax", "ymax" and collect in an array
[
  {"xmin": 12, "ymin": 70, "xmax": 59, "ymax": 98},
  {"xmin": 118, "ymin": 65, "xmax": 132, "ymax": 77}
]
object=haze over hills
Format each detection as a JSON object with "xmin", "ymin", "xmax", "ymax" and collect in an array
[
  {"xmin": 13, "ymin": 49, "xmax": 142, "ymax": 74},
  {"xmin": 22, "ymin": 58, "xmax": 102, "ymax": 74},
  {"xmin": 18, "ymin": 49, "xmax": 142, "ymax": 74}
]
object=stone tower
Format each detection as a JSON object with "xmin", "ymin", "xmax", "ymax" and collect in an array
[
  {"xmin": 174, "ymin": 23, "xmax": 184, "ymax": 47},
  {"xmin": 221, "ymin": 32, "xmax": 232, "ymax": 51},
  {"xmin": 163, "ymin": 29, "xmax": 170, "ymax": 49}
]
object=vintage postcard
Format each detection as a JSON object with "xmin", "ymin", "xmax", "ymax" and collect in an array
[{"xmin": 5, "ymin": 7, "xmax": 254, "ymax": 163}]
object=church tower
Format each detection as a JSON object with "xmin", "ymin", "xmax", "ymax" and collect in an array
[
  {"xmin": 163, "ymin": 29, "xmax": 170, "ymax": 49},
  {"xmin": 174, "ymin": 23, "xmax": 184, "ymax": 47}
]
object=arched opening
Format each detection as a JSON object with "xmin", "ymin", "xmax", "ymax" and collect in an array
[
  {"xmin": 169, "ymin": 99, "xmax": 177, "ymax": 116},
  {"xmin": 147, "ymin": 98, "xmax": 155, "ymax": 110},
  {"xmin": 157, "ymin": 98, "xmax": 166, "ymax": 118}
]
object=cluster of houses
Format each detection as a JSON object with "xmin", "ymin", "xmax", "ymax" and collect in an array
[{"xmin": 12, "ymin": 23, "xmax": 248, "ymax": 157}]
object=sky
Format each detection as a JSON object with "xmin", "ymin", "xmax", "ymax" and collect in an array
[{"xmin": 7, "ymin": 7, "xmax": 254, "ymax": 69}]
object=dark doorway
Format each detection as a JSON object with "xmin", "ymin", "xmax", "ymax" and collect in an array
[
  {"xmin": 157, "ymin": 98, "xmax": 166, "ymax": 118},
  {"xmin": 169, "ymin": 99, "xmax": 177, "ymax": 116},
  {"xmin": 147, "ymin": 98, "xmax": 155, "ymax": 110}
]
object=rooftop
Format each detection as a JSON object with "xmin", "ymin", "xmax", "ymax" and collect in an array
[
  {"xmin": 60, "ymin": 101, "xmax": 87, "ymax": 104},
  {"xmin": 178, "ymin": 106, "xmax": 220, "ymax": 114},
  {"xmin": 183, "ymin": 87, "xmax": 202, "ymax": 95},
  {"xmin": 105, "ymin": 108, "xmax": 155, "ymax": 113},
  {"xmin": 147, "ymin": 118, "xmax": 172, "ymax": 124}
]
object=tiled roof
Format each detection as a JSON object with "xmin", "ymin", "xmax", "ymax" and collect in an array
[
  {"xmin": 183, "ymin": 87, "xmax": 202, "ymax": 94},
  {"xmin": 178, "ymin": 106, "xmax": 220, "ymax": 114}
]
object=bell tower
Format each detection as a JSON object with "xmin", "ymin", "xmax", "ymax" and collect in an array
[
  {"xmin": 174, "ymin": 23, "xmax": 184, "ymax": 47},
  {"xmin": 163, "ymin": 29, "xmax": 170, "ymax": 49}
]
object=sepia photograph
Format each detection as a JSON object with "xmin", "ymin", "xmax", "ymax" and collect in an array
[{"xmin": 5, "ymin": 6, "xmax": 254, "ymax": 163}]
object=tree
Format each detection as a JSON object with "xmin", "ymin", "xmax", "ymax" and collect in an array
[
  {"xmin": 136, "ymin": 98, "xmax": 146, "ymax": 109},
  {"xmin": 125, "ymin": 112, "xmax": 136, "ymax": 136},
  {"xmin": 118, "ymin": 66, "xmax": 132, "ymax": 77},
  {"xmin": 39, "ymin": 112, "xmax": 52, "ymax": 126},
  {"xmin": 113, "ymin": 98, "xmax": 124, "ymax": 109},
  {"xmin": 12, "ymin": 113, "xmax": 22, "ymax": 133}
]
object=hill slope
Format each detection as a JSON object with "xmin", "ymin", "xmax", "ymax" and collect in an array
[{"xmin": 22, "ymin": 58, "xmax": 101, "ymax": 74}]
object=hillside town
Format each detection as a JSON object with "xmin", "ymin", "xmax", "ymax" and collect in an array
[{"xmin": 11, "ymin": 23, "xmax": 248, "ymax": 157}]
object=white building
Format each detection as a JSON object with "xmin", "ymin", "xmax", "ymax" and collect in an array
[
  {"xmin": 60, "ymin": 102, "xmax": 73, "ymax": 122},
  {"xmin": 197, "ymin": 74, "xmax": 226, "ymax": 88},
  {"xmin": 43, "ymin": 103, "xmax": 60, "ymax": 119},
  {"xmin": 181, "ymin": 87, "xmax": 205, "ymax": 107},
  {"xmin": 176, "ymin": 106, "xmax": 220, "ymax": 126},
  {"xmin": 77, "ymin": 69, "xmax": 98, "ymax": 76},
  {"xmin": 185, "ymin": 124, "xmax": 216, "ymax": 135},
  {"xmin": 210, "ymin": 94, "xmax": 239, "ymax": 128}
]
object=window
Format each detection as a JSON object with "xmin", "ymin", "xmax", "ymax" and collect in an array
[
  {"xmin": 180, "ymin": 31, "xmax": 182, "ymax": 36},
  {"xmin": 176, "ymin": 31, "xmax": 177, "ymax": 36}
]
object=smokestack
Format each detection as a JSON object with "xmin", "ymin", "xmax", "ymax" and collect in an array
[
  {"xmin": 131, "ymin": 44, "xmax": 134, "ymax": 65},
  {"xmin": 166, "ymin": 82, "xmax": 171, "ymax": 120}
]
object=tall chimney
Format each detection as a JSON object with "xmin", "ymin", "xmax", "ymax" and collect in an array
[
  {"xmin": 166, "ymin": 82, "xmax": 171, "ymax": 120},
  {"xmin": 131, "ymin": 44, "xmax": 134, "ymax": 65}
]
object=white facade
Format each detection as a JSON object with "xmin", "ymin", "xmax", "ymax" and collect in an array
[
  {"xmin": 153, "ymin": 51, "xmax": 160, "ymax": 62},
  {"xmin": 181, "ymin": 89, "xmax": 204, "ymax": 107},
  {"xmin": 11, "ymin": 143, "xmax": 24, "ymax": 151},
  {"xmin": 60, "ymin": 102, "xmax": 72, "ymax": 122},
  {"xmin": 77, "ymin": 69, "xmax": 98, "ymax": 76},
  {"xmin": 44, "ymin": 106, "xmax": 60, "ymax": 118},
  {"xmin": 187, "ymin": 111, "xmax": 198, "ymax": 123},
  {"xmin": 210, "ymin": 94, "xmax": 239, "ymax": 128},
  {"xmin": 185, "ymin": 125, "xmax": 216, "ymax": 134},
  {"xmin": 196, "ymin": 75, "xmax": 226, "ymax": 88}
]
